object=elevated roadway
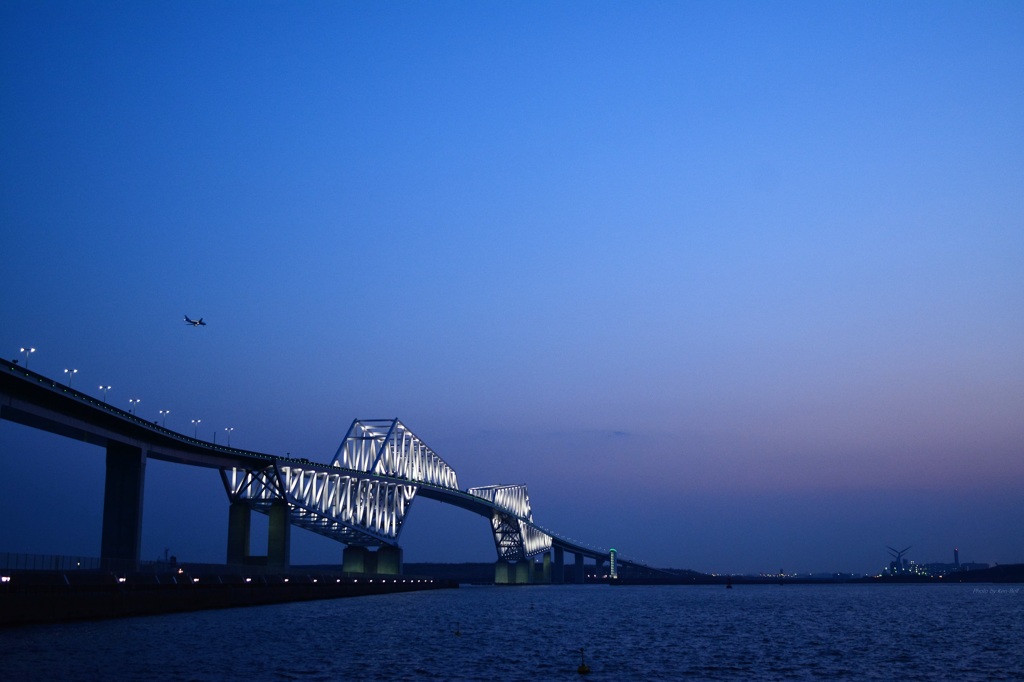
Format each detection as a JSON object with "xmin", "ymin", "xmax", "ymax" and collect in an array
[{"xmin": 1, "ymin": 360, "xmax": 632, "ymax": 580}]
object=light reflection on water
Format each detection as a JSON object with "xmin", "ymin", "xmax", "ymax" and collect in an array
[{"xmin": 1, "ymin": 584, "xmax": 1021, "ymax": 681}]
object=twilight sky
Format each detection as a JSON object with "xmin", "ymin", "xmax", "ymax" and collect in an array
[{"xmin": 2, "ymin": 1, "xmax": 1022, "ymax": 576}]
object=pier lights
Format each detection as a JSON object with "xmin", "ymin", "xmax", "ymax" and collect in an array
[
  {"xmin": 191, "ymin": 418, "xmax": 201, "ymax": 438},
  {"xmin": 19, "ymin": 347, "xmax": 35, "ymax": 368},
  {"xmin": 129, "ymin": 398, "xmax": 141, "ymax": 415},
  {"xmin": 63, "ymin": 368, "xmax": 78, "ymax": 387},
  {"xmin": 99, "ymin": 385, "xmax": 111, "ymax": 403},
  {"xmin": 159, "ymin": 409, "xmax": 170, "ymax": 427},
  {"xmin": 224, "ymin": 427, "xmax": 234, "ymax": 446}
]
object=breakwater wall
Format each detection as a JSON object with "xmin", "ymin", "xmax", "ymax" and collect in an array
[{"xmin": 0, "ymin": 570, "xmax": 456, "ymax": 627}]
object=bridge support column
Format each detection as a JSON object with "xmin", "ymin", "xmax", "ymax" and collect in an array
[
  {"xmin": 376, "ymin": 545, "xmax": 402, "ymax": 575},
  {"xmin": 514, "ymin": 560, "xmax": 532, "ymax": 584},
  {"xmin": 542, "ymin": 553, "xmax": 552, "ymax": 583},
  {"xmin": 226, "ymin": 501, "xmax": 251, "ymax": 566},
  {"xmin": 344, "ymin": 546, "xmax": 370, "ymax": 573},
  {"xmin": 267, "ymin": 499, "xmax": 291, "ymax": 571},
  {"xmin": 100, "ymin": 441, "xmax": 146, "ymax": 573},
  {"xmin": 553, "ymin": 546, "xmax": 564, "ymax": 584},
  {"xmin": 494, "ymin": 561, "xmax": 512, "ymax": 584},
  {"xmin": 574, "ymin": 553, "xmax": 585, "ymax": 584}
]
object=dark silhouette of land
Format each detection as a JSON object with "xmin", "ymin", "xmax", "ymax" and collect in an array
[
  {"xmin": 3, "ymin": 562, "xmax": 1021, "ymax": 627},
  {"xmin": 403, "ymin": 562, "xmax": 1024, "ymax": 585}
]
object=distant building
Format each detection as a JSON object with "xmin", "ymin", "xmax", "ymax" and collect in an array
[
  {"xmin": 918, "ymin": 561, "xmax": 989, "ymax": 577},
  {"xmin": 882, "ymin": 546, "xmax": 988, "ymax": 577}
]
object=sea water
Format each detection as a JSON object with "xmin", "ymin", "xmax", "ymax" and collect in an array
[{"xmin": 1, "ymin": 583, "xmax": 1021, "ymax": 680}]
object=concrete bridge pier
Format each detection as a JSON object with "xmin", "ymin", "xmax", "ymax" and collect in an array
[
  {"xmin": 552, "ymin": 546, "xmax": 564, "ymax": 584},
  {"xmin": 376, "ymin": 545, "xmax": 403, "ymax": 575},
  {"xmin": 574, "ymin": 552, "xmax": 586, "ymax": 583},
  {"xmin": 267, "ymin": 500, "xmax": 291, "ymax": 571},
  {"xmin": 541, "ymin": 552, "xmax": 552, "ymax": 583},
  {"xmin": 226, "ymin": 501, "xmax": 251, "ymax": 566},
  {"xmin": 343, "ymin": 545, "xmax": 403, "ymax": 575},
  {"xmin": 100, "ymin": 441, "xmax": 146, "ymax": 572},
  {"xmin": 494, "ymin": 560, "xmax": 536, "ymax": 584},
  {"xmin": 343, "ymin": 545, "xmax": 370, "ymax": 573},
  {"xmin": 226, "ymin": 500, "xmax": 291, "ymax": 571}
]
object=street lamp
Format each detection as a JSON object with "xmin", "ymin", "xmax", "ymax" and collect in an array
[
  {"xmin": 99, "ymin": 385, "xmax": 111, "ymax": 403},
  {"xmin": 159, "ymin": 409, "xmax": 170, "ymax": 427},
  {"xmin": 63, "ymin": 368, "xmax": 78, "ymax": 387},
  {"xmin": 224, "ymin": 427, "xmax": 234, "ymax": 446},
  {"xmin": 20, "ymin": 347, "xmax": 35, "ymax": 369},
  {"xmin": 129, "ymin": 398, "xmax": 141, "ymax": 415},
  {"xmin": 191, "ymin": 419, "xmax": 201, "ymax": 438}
]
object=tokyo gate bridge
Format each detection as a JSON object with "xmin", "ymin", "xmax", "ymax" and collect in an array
[{"xmin": 1, "ymin": 359, "xmax": 629, "ymax": 583}]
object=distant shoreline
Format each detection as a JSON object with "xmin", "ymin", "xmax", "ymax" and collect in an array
[
  {"xmin": 400, "ymin": 561, "xmax": 1024, "ymax": 586},
  {"xmin": 607, "ymin": 563, "xmax": 1024, "ymax": 586}
]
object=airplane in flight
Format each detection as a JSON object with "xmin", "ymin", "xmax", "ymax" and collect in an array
[{"xmin": 184, "ymin": 315, "xmax": 206, "ymax": 327}]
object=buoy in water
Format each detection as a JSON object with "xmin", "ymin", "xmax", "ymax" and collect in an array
[{"xmin": 577, "ymin": 647, "xmax": 590, "ymax": 675}]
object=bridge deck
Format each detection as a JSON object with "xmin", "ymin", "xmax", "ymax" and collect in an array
[{"xmin": 2, "ymin": 360, "xmax": 626, "ymax": 565}]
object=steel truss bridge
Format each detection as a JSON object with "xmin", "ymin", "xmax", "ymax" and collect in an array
[{"xmin": 1, "ymin": 360, "xmax": 635, "ymax": 581}]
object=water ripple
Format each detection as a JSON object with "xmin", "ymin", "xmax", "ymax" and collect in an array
[{"xmin": 1, "ymin": 584, "xmax": 1021, "ymax": 681}]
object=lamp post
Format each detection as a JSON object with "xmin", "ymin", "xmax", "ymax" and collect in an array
[
  {"xmin": 192, "ymin": 419, "xmax": 201, "ymax": 438},
  {"xmin": 159, "ymin": 409, "xmax": 170, "ymax": 427},
  {"xmin": 63, "ymin": 368, "xmax": 78, "ymax": 387},
  {"xmin": 99, "ymin": 385, "xmax": 111, "ymax": 403},
  {"xmin": 224, "ymin": 427, "xmax": 234, "ymax": 446},
  {"xmin": 129, "ymin": 398, "xmax": 141, "ymax": 415},
  {"xmin": 20, "ymin": 347, "xmax": 35, "ymax": 369}
]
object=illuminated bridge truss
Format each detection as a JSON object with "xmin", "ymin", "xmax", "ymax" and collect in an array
[
  {"xmin": 333, "ymin": 419, "xmax": 459, "ymax": 489},
  {"xmin": 222, "ymin": 420, "xmax": 459, "ymax": 547},
  {"xmin": 468, "ymin": 484, "xmax": 552, "ymax": 561},
  {"xmin": 222, "ymin": 462, "xmax": 416, "ymax": 547}
]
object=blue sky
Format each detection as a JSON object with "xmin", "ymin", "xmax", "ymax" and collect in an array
[{"xmin": 2, "ymin": 1, "xmax": 1022, "ymax": 575}]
